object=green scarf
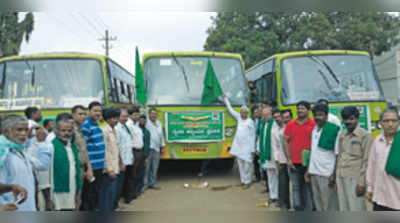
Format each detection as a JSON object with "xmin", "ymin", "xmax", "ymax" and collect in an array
[
  {"xmin": 385, "ymin": 131, "xmax": 400, "ymax": 179},
  {"xmin": 318, "ymin": 121, "xmax": 340, "ymax": 151},
  {"xmin": 257, "ymin": 119, "xmax": 264, "ymax": 136},
  {"xmin": 259, "ymin": 118, "xmax": 274, "ymax": 164},
  {"xmin": 52, "ymin": 138, "xmax": 82, "ymax": 193},
  {"xmin": 142, "ymin": 127, "xmax": 151, "ymax": 157}
]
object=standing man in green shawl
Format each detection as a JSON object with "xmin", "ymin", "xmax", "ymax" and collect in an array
[
  {"xmin": 307, "ymin": 104, "xmax": 340, "ymax": 211},
  {"xmin": 258, "ymin": 106, "xmax": 277, "ymax": 203},
  {"xmin": 366, "ymin": 107, "xmax": 400, "ymax": 211},
  {"xmin": 50, "ymin": 113, "xmax": 82, "ymax": 211}
]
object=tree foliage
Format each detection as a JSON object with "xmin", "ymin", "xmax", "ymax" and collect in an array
[
  {"xmin": 204, "ymin": 12, "xmax": 400, "ymax": 68},
  {"xmin": 0, "ymin": 12, "xmax": 34, "ymax": 57}
]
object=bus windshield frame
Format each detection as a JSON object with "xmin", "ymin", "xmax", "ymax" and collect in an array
[
  {"xmin": 280, "ymin": 54, "xmax": 385, "ymax": 106},
  {"xmin": 144, "ymin": 56, "xmax": 249, "ymax": 106},
  {"xmin": 0, "ymin": 58, "xmax": 105, "ymax": 110}
]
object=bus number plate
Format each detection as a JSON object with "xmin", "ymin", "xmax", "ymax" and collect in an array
[{"xmin": 181, "ymin": 147, "xmax": 208, "ymax": 154}]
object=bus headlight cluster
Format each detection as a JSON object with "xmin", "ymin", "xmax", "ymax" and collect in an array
[{"xmin": 225, "ymin": 127, "xmax": 234, "ymax": 137}]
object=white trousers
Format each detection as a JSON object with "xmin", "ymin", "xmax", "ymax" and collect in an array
[
  {"xmin": 267, "ymin": 168, "xmax": 279, "ymax": 200},
  {"xmin": 237, "ymin": 158, "xmax": 253, "ymax": 184}
]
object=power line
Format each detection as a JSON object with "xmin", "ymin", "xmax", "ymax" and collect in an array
[
  {"xmin": 45, "ymin": 13, "xmax": 100, "ymax": 51},
  {"xmin": 69, "ymin": 12, "xmax": 99, "ymax": 42},
  {"xmin": 79, "ymin": 12, "xmax": 104, "ymax": 36},
  {"xmin": 94, "ymin": 13, "xmax": 111, "ymax": 31}
]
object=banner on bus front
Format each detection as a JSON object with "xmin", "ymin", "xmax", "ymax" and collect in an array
[
  {"xmin": 165, "ymin": 111, "xmax": 225, "ymax": 143},
  {"xmin": 329, "ymin": 104, "xmax": 371, "ymax": 132}
]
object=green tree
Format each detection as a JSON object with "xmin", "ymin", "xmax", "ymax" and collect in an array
[
  {"xmin": 204, "ymin": 12, "xmax": 400, "ymax": 68},
  {"xmin": 0, "ymin": 12, "xmax": 34, "ymax": 57}
]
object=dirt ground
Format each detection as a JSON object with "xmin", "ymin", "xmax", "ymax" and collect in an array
[{"xmin": 119, "ymin": 160, "xmax": 280, "ymax": 212}]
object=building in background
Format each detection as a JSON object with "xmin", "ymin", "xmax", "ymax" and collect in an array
[{"xmin": 374, "ymin": 46, "xmax": 400, "ymax": 106}]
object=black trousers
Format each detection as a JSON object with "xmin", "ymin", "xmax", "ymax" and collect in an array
[
  {"xmin": 373, "ymin": 202, "xmax": 399, "ymax": 211},
  {"xmin": 124, "ymin": 149, "xmax": 145, "ymax": 201},
  {"xmin": 81, "ymin": 169, "xmax": 103, "ymax": 211},
  {"xmin": 253, "ymin": 155, "xmax": 261, "ymax": 181},
  {"xmin": 278, "ymin": 164, "xmax": 291, "ymax": 209}
]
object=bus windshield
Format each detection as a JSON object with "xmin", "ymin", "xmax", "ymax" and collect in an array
[
  {"xmin": 144, "ymin": 56, "xmax": 248, "ymax": 105},
  {"xmin": 0, "ymin": 58, "xmax": 105, "ymax": 109},
  {"xmin": 280, "ymin": 54, "xmax": 385, "ymax": 104}
]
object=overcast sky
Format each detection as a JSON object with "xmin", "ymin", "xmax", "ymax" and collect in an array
[{"xmin": 20, "ymin": 12, "xmax": 216, "ymax": 73}]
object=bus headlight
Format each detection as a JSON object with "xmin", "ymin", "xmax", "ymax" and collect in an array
[{"xmin": 225, "ymin": 127, "xmax": 234, "ymax": 137}]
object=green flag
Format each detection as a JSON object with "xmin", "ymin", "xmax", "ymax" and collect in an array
[
  {"xmin": 201, "ymin": 58, "xmax": 223, "ymax": 105},
  {"xmin": 135, "ymin": 47, "xmax": 147, "ymax": 105}
]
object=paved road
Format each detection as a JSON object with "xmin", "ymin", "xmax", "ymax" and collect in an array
[{"xmin": 119, "ymin": 160, "xmax": 280, "ymax": 211}]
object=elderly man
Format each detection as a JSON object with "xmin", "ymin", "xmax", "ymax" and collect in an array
[
  {"xmin": 366, "ymin": 107, "xmax": 400, "ymax": 211},
  {"xmin": 0, "ymin": 115, "xmax": 52, "ymax": 211},
  {"xmin": 50, "ymin": 113, "xmax": 82, "ymax": 211},
  {"xmin": 143, "ymin": 106, "xmax": 166, "ymax": 191},
  {"xmin": 223, "ymin": 94, "xmax": 255, "ymax": 189}
]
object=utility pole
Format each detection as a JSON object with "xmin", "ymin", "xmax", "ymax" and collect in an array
[{"xmin": 99, "ymin": 30, "xmax": 117, "ymax": 56}]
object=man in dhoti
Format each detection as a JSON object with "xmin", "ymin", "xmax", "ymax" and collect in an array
[{"xmin": 223, "ymin": 94, "xmax": 255, "ymax": 189}]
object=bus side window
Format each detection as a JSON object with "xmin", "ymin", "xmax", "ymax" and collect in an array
[
  {"xmin": 107, "ymin": 59, "xmax": 134, "ymax": 104},
  {"xmin": 113, "ymin": 78, "xmax": 120, "ymax": 102},
  {"xmin": 260, "ymin": 72, "xmax": 276, "ymax": 104},
  {"xmin": 120, "ymin": 80, "xmax": 125, "ymax": 95},
  {"xmin": 127, "ymin": 84, "xmax": 132, "ymax": 103}
]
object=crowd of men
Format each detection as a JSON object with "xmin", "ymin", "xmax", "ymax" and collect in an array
[
  {"xmin": 0, "ymin": 101, "xmax": 165, "ymax": 211},
  {"xmin": 224, "ymin": 95, "xmax": 400, "ymax": 212},
  {"xmin": 0, "ymin": 95, "xmax": 399, "ymax": 212}
]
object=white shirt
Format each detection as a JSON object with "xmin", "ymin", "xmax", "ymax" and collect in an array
[
  {"xmin": 224, "ymin": 97, "xmax": 255, "ymax": 163},
  {"xmin": 115, "ymin": 122, "xmax": 134, "ymax": 165},
  {"xmin": 274, "ymin": 126, "xmax": 287, "ymax": 164},
  {"xmin": 46, "ymin": 132, "xmax": 56, "ymax": 143},
  {"xmin": 328, "ymin": 113, "xmax": 341, "ymax": 127},
  {"xmin": 126, "ymin": 119, "xmax": 144, "ymax": 149},
  {"xmin": 146, "ymin": 118, "xmax": 165, "ymax": 152},
  {"xmin": 51, "ymin": 142, "xmax": 77, "ymax": 210},
  {"xmin": 26, "ymin": 137, "xmax": 53, "ymax": 190},
  {"xmin": 308, "ymin": 126, "xmax": 340, "ymax": 177}
]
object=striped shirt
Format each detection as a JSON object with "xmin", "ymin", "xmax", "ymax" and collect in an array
[{"xmin": 81, "ymin": 117, "xmax": 105, "ymax": 170}]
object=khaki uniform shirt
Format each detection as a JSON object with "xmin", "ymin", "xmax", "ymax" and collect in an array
[{"xmin": 336, "ymin": 127, "xmax": 374, "ymax": 186}]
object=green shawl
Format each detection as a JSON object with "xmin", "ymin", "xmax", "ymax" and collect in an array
[
  {"xmin": 318, "ymin": 121, "xmax": 340, "ymax": 151},
  {"xmin": 386, "ymin": 131, "xmax": 400, "ymax": 179},
  {"xmin": 259, "ymin": 118, "xmax": 274, "ymax": 164},
  {"xmin": 52, "ymin": 138, "xmax": 82, "ymax": 193}
]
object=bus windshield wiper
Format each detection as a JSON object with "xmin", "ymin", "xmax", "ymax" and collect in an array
[
  {"xmin": 171, "ymin": 54, "xmax": 190, "ymax": 92},
  {"xmin": 310, "ymin": 56, "xmax": 340, "ymax": 84}
]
